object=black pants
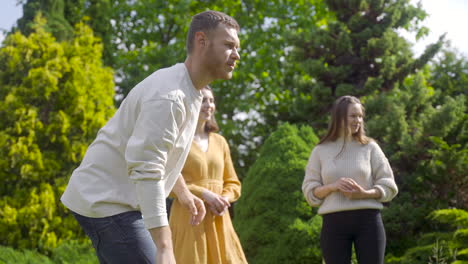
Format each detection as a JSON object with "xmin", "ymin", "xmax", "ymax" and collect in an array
[{"xmin": 321, "ymin": 209, "xmax": 386, "ymax": 264}]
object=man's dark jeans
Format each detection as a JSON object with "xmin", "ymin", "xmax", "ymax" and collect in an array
[{"xmin": 72, "ymin": 210, "xmax": 156, "ymax": 264}]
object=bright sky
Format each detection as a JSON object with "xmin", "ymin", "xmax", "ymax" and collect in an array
[
  {"xmin": 403, "ymin": 0, "xmax": 468, "ymax": 57},
  {"xmin": 0, "ymin": 0, "xmax": 467, "ymax": 56}
]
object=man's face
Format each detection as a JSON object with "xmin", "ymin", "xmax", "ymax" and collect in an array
[{"xmin": 204, "ymin": 24, "xmax": 240, "ymax": 80}]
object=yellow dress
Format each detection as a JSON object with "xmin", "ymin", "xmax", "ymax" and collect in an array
[{"xmin": 169, "ymin": 133, "xmax": 248, "ymax": 264}]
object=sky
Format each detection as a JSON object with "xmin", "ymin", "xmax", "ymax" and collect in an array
[{"xmin": 0, "ymin": 0, "xmax": 467, "ymax": 57}]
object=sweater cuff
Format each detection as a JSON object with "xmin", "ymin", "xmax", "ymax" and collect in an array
[
  {"xmin": 143, "ymin": 214, "xmax": 169, "ymax": 229},
  {"xmin": 373, "ymin": 185, "xmax": 388, "ymax": 202},
  {"xmin": 135, "ymin": 179, "xmax": 169, "ymax": 229},
  {"xmin": 303, "ymin": 185, "xmax": 323, "ymax": 206}
]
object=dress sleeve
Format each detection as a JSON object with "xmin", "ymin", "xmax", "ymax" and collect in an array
[
  {"xmin": 126, "ymin": 98, "xmax": 185, "ymax": 229},
  {"xmin": 220, "ymin": 136, "xmax": 242, "ymax": 203},
  {"xmin": 302, "ymin": 147, "xmax": 324, "ymax": 207},
  {"xmin": 370, "ymin": 142, "xmax": 398, "ymax": 202}
]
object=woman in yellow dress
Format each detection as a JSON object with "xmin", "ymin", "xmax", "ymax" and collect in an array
[{"xmin": 169, "ymin": 86, "xmax": 248, "ymax": 264}]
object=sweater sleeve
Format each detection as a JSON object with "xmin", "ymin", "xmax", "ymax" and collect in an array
[
  {"xmin": 302, "ymin": 147, "xmax": 324, "ymax": 207},
  {"xmin": 220, "ymin": 136, "xmax": 241, "ymax": 203},
  {"xmin": 370, "ymin": 142, "xmax": 398, "ymax": 203},
  {"xmin": 126, "ymin": 98, "xmax": 185, "ymax": 229}
]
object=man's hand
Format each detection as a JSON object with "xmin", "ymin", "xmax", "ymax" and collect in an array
[
  {"xmin": 202, "ymin": 190, "xmax": 230, "ymax": 216},
  {"xmin": 156, "ymin": 248, "xmax": 176, "ymax": 264},
  {"xmin": 172, "ymin": 176, "xmax": 206, "ymax": 225}
]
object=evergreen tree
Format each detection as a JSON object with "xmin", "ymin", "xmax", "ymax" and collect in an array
[
  {"xmin": 234, "ymin": 123, "xmax": 322, "ymax": 264},
  {"xmin": 0, "ymin": 15, "xmax": 115, "ymax": 252},
  {"xmin": 362, "ymin": 71, "xmax": 466, "ymax": 255},
  {"xmin": 429, "ymin": 47, "xmax": 468, "ymax": 103},
  {"xmin": 282, "ymin": 0, "xmax": 444, "ymax": 128},
  {"xmin": 15, "ymin": 0, "xmax": 113, "ymax": 64},
  {"xmin": 16, "ymin": 0, "xmax": 74, "ymax": 40}
]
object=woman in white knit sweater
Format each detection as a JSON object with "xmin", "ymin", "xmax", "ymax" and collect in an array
[{"xmin": 302, "ymin": 95, "xmax": 398, "ymax": 264}]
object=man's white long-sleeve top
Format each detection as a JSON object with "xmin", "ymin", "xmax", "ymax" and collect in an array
[{"xmin": 61, "ymin": 63, "xmax": 202, "ymax": 229}]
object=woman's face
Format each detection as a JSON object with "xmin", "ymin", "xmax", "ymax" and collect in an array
[
  {"xmin": 347, "ymin": 103, "xmax": 363, "ymax": 134},
  {"xmin": 199, "ymin": 89, "xmax": 215, "ymax": 122}
]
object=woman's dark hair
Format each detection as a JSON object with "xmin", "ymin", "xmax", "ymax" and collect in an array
[
  {"xmin": 202, "ymin": 86, "xmax": 219, "ymax": 133},
  {"xmin": 319, "ymin": 95, "xmax": 371, "ymax": 145}
]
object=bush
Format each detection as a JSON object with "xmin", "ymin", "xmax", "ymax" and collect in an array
[
  {"xmin": 0, "ymin": 246, "xmax": 53, "ymax": 264},
  {"xmin": 0, "ymin": 15, "xmax": 115, "ymax": 253},
  {"xmin": 386, "ymin": 209, "xmax": 468, "ymax": 264},
  {"xmin": 234, "ymin": 123, "xmax": 322, "ymax": 263},
  {"xmin": 0, "ymin": 240, "xmax": 98, "ymax": 264},
  {"xmin": 51, "ymin": 240, "xmax": 98, "ymax": 264}
]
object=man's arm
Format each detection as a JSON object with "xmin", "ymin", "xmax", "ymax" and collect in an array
[
  {"xmin": 125, "ymin": 99, "xmax": 185, "ymax": 264},
  {"xmin": 149, "ymin": 226, "xmax": 176, "ymax": 264},
  {"xmin": 127, "ymin": 99, "xmax": 185, "ymax": 228}
]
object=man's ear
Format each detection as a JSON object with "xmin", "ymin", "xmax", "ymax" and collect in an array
[{"xmin": 195, "ymin": 31, "xmax": 207, "ymax": 48}]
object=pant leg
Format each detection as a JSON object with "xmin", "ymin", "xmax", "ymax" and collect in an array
[
  {"xmin": 72, "ymin": 211, "xmax": 157, "ymax": 264},
  {"xmin": 354, "ymin": 210, "xmax": 386, "ymax": 264},
  {"xmin": 320, "ymin": 212, "xmax": 353, "ymax": 264},
  {"xmin": 72, "ymin": 211, "xmax": 108, "ymax": 264}
]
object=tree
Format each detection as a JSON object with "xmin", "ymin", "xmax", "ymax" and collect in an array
[
  {"xmin": 15, "ymin": 0, "xmax": 113, "ymax": 64},
  {"xmin": 234, "ymin": 123, "xmax": 322, "ymax": 264},
  {"xmin": 269, "ymin": 2, "xmax": 463, "ymax": 256},
  {"xmin": 429, "ymin": 47, "xmax": 468, "ymax": 103},
  {"xmin": 17, "ymin": 0, "xmax": 74, "ymax": 41},
  {"xmin": 107, "ymin": 0, "xmax": 331, "ymax": 177},
  {"xmin": 282, "ymin": 0, "xmax": 443, "ymax": 128},
  {"xmin": 362, "ymin": 71, "xmax": 466, "ymax": 255},
  {"xmin": 0, "ymin": 15, "xmax": 115, "ymax": 253}
]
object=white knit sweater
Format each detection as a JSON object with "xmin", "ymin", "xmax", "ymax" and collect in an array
[
  {"xmin": 61, "ymin": 63, "xmax": 202, "ymax": 229},
  {"xmin": 302, "ymin": 139, "xmax": 398, "ymax": 215}
]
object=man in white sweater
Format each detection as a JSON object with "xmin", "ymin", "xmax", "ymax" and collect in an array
[{"xmin": 61, "ymin": 10, "xmax": 241, "ymax": 264}]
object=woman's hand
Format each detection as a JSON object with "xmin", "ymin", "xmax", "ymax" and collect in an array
[
  {"xmin": 202, "ymin": 190, "xmax": 230, "ymax": 216},
  {"xmin": 313, "ymin": 178, "xmax": 359, "ymax": 199},
  {"xmin": 338, "ymin": 178, "xmax": 381, "ymax": 200},
  {"xmin": 330, "ymin": 178, "xmax": 359, "ymax": 193},
  {"xmin": 172, "ymin": 176, "xmax": 206, "ymax": 225},
  {"xmin": 177, "ymin": 191, "xmax": 206, "ymax": 225}
]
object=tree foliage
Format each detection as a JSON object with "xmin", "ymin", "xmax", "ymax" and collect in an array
[
  {"xmin": 15, "ymin": 0, "xmax": 113, "ymax": 64},
  {"xmin": 3, "ymin": 0, "xmax": 466, "ymax": 261},
  {"xmin": 387, "ymin": 209, "xmax": 468, "ymax": 264},
  {"xmin": 106, "ymin": 0, "xmax": 332, "ymax": 177},
  {"xmin": 281, "ymin": 0, "xmax": 444, "ymax": 127},
  {"xmin": 429, "ymin": 47, "xmax": 468, "ymax": 103},
  {"xmin": 362, "ymin": 71, "xmax": 467, "ymax": 255},
  {"xmin": 0, "ymin": 15, "xmax": 115, "ymax": 253},
  {"xmin": 234, "ymin": 123, "xmax": 322, "ymax": 264}
]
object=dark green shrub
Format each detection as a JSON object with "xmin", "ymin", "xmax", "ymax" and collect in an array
[
  {"xmin": 234, "ymin": 123, "xmax": 322, "ymax": 264},
  {"xmin": 51, "ymin": 240, "xmax": 98, "ymax": 264},
  {"xmin": 386, "ymin": 209, "xmax": 468, "ymax": 264},
  {"xmin": 0, "ymin": 246, "xmax": 53, "ymax": 264}
]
